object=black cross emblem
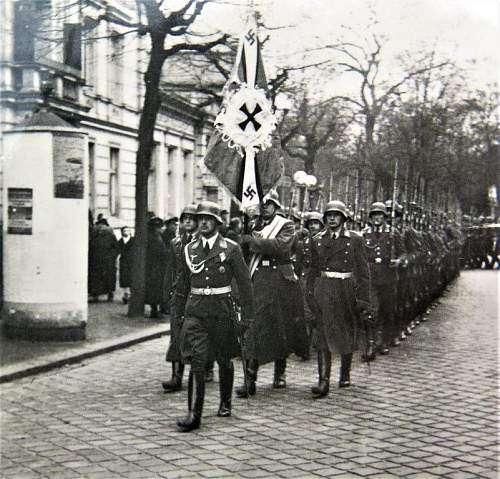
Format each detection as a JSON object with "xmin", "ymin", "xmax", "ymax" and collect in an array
[
  {"xmin": 244, "ymin": 185, "xmax": 257, "ymax": 201},
  {"xmin": 245, "ymin": 30, "xmax": 256, "ymax": 45},
  {"xmin": 239, "ymin": 103, "xmax": 262, "ymax": 131}
]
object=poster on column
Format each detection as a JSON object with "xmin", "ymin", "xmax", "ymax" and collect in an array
[
  {"xmin": 7, "ymin": 188, "xmax": 33, "ymax": 235},
  {"xmin": 53, "ymin": 132, "xmax": 84, "ymax": 199}
]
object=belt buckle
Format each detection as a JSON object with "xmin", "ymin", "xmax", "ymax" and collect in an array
[
  {"xmin": 203, "ymin": 288, "xmax": 211, "ymax": 296},
  {"xmin": 375, "ymin": 258, "xmax": 382, "ymax": 264},
  {"xmin": 262, "ymin": 260, "xmax": 270, "ymax": 266}
]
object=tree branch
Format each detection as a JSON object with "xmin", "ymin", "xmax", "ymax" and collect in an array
[{"xmin": 163, "ymin": 34, "xmax": 229, "ymax": 59}]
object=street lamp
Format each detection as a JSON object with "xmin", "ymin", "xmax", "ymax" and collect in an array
[{"xmin": 292, "ymin": 171, "xmax": 317, "ymax": 220}]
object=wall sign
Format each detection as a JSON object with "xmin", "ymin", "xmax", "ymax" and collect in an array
[
  {"xmin": 53, "ymin": 132, "xmax": 84, "ymax": 199},
  {"xmin": 8, "ymin": 188, "xmax": 33, "ymax": 235}
]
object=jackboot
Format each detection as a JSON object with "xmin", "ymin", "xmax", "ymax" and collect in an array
[
  {"xmin": 361, "ymin": 325, "xmax": 376, "ymax": 362},
  {"xmin": 236, "ymin": 359, "xmax": 258, "ymax": 398},
  {"xmin": 204, "ymin": 360, "xmax": 214, "ymax": 383},
  {"xmin": 162, "ymin": 362, "xmax": 184, "ymax": 393},
  {"xmin": 311, "ymin": 350, "xmax": 331, "ymax": 399},
  {"xmin": 217, "ymin": 362, "xmax": 234, "ymax": 417},
  {"xmin": 339, "ymin": 353, "xmax": 353, "ymax": 388},
  {"xmin": 273, "ymin": 359, "xmax": 287, "ymax": 389},
  {"xmin": 177, "ymin": 370, "xmax": 204, "ymax": 432}
]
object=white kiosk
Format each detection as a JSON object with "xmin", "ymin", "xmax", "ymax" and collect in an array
[{"xmin": 2, "ymin": 109, "xmax": 88, "ymax": 340}]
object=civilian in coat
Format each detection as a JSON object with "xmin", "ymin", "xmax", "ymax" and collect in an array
[
  {"xmin": 88, "ymin": 218, "xmax": 119, "ymax": 302},
  {"xmin": 146, "ymin": 217, "xmax": 168, "ymax": 318},
  {"xmin": 118, "ymin": 226, "xmax": 134, "ymax": 304}
]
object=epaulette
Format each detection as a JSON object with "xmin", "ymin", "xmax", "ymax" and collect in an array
[
  {"xmin": 348, "ymin": 230, "xmax": 362, "ymax": 238},
  {"xmin": 219, "ymin": 237, "xmax": 228, "ymax": 249}
]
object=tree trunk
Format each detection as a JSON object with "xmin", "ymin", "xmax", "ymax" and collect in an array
[{"xmin": 129, "ymin": 35, "xmax": 166, "ymax": 317}]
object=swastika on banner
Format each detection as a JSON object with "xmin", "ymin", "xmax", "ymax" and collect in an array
[
  {"xmin": 244, "ymin": 185, "xmax": 257, "ymax": 201},
  {"xmin": 245, "ymin": 30, "xmax": 256, "ymax": 45}
]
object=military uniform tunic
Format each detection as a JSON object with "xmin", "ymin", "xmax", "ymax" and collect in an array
[
  {"xmin": 165, "ymin": 232, "xmax": 196, "ymax": 362},
  {"xmin": 174, "ymin": 234, "xmax": 254, "ymax": 372},
  {"xmin": 307, "ymin": 228, "xmax": 370, "ymax": 355},
  {"xmin": 362, "ymin": 225, "xmax": 406, "ymax": 344}
]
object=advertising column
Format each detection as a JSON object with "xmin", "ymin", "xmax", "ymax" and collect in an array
[{"xmin": 2, "ymin": 110, "xmax": 89, "ymax": 340}]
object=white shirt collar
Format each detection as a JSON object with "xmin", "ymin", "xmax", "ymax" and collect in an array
[{"xmin": 202, "ymin": 233, "xmax": 218, "ymax": 250}]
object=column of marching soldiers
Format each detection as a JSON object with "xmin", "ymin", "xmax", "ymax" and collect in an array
[{"xmin": 160, "ymin": 194, "xmax": 463, "ymax": 432}]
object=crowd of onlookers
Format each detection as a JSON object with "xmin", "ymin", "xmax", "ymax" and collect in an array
[{"xmin": 87, "ymin": 210, "xmax": 242, "ymax": 317}]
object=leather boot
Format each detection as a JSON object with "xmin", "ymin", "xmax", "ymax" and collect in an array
[
  {"xmin": 273, "ymin": 359, "xmax": 287, "ymax": 389},
  {"xmin": 339, "ymin": 353, "xmax": 352, "ymax": 388},
  {"xmin": 162, "ymin": 362, "xmax": 184, "ymax": 392},
  {"xmin": 217, "ymin": 362, "xmax": 234, "ymax": 417},
  {"xmin": 379, "ymin": 343, "xmax": 389, "ymax": 355},
  {"xmin": 311, "ymin": 350, "xmax": 331, "ymax": 399},
  {"xmin": 361, "ymin": 325, "xmax": 376, "ymax": 362},
  {"xmin": 236, "ymin": 359, "xmax": 258, "ymax": 398},
  {"xmin": 204, "ymin": 360, "xmax": 214, "ymax": 383},
  {"xmin": 177, "ymin": 370, "xmax": 204, "ymax": 432}
]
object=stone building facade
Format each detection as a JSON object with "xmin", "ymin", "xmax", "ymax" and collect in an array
[{"xmin": 0, "ymin": 0, "xmax": 230, "ymax": 230}]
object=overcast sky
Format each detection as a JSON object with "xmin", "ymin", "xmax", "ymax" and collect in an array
[{"xmin": 194, "ymin": 0, "xmax": 499, "ymax": 97}]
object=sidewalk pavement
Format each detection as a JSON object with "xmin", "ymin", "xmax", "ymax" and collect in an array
[
  {"xmin": 0, "ymin": 298, "xmax": 170, "ymax": 383},
  {"xmin": 0, "ymin": 270, "xmax": 498, "ymax": 479}
]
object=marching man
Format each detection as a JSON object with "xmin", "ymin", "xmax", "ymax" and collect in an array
[
  {"xmin": 307, "ymin": 201, "xmax": 373, "ymax": 398},
  {"xmin": 173, "ymin": 201, "xmax": 254, "ymax": 432}
]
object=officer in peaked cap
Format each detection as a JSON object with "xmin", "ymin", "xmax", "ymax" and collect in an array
[
  {"xmin": 173, "ymin": 201, "xmax": 254, "ymax": 432},
  {"xmin": 306, "ymin": 200, "xmax": 372, "ymax": 398},
  {"xmin": 162, "ymin": 204, "xmax": 198, "ymax": 393},
  {"xmin": 363, "ymin": 201, "xmax": 406, "ymax": 356}
]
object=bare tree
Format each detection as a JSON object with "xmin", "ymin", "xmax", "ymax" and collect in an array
[
  {"xmin": 103, "ymin": 0, "xmax": 229, "ymax": 316},
  {"xmin": 323, "ymin": 34, "xmax": 448, "ymax": 199}
]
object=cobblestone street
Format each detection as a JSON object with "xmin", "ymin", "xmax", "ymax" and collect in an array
[{"xmin": 1, "ymin": 270, "xmax": 498, "ymax": 479}]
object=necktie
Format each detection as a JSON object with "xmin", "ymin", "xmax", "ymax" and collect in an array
[{"xmin": 204, "ymin": 241, "xmax": 210, "ymax": 256}]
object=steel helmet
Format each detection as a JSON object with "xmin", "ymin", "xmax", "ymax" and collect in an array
[
  {"xmin": 262, "ymin": 190, "xmax": 283, "ymax": 210},
  {"xmin": 304, "ymin": 211, "xmax": 324, "ymax": 226},
  {"xmin": 180, "ymin": 204, "xmax": 198, "ymax": 221},
  {"xmin": 384, "ymin": 199, "xmax": 403, "ymax": 216},
  {"xmin": 369, "ymin": 202, "xmax": 388, "ymax": 216},
  {"xmin": 196, "ymin": 201, "xmax": 223, "ymax": 224},
  {"xmin": 323, "ymin": 200, "xmax": 349, "ymax": 221}
]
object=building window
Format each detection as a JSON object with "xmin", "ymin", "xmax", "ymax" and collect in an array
[
  {"xmin": 184, "ymin": 150, "xmax": 194, "ymax": 205},
  {"xmin": 62, "ymin": 78, "xmax": 78, "ymax": 100},
  {"xmin": 109, "ymin": 32, "xmax": 123, "ymax": 102},
  {"xmin": 109, "ymin": 147, "xmax": 120, "ymax": 216},
  {"xmin": 88, "ymin": 142, "xmax": 95, "ymax": 212},
  {"xmin": 63, "ymin": 24, "xmax": 82, "ymax": 71},
  {"xmin": 205, "ymin": 187, "xmax": 218, "ymax": 203},
  {"xmin": 148, "ymin": 144, "xmax": 158, "ymax": 214},
  {"xmin": 14, "ymin": 1, "xmax": 35, "ymax": 62}
]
